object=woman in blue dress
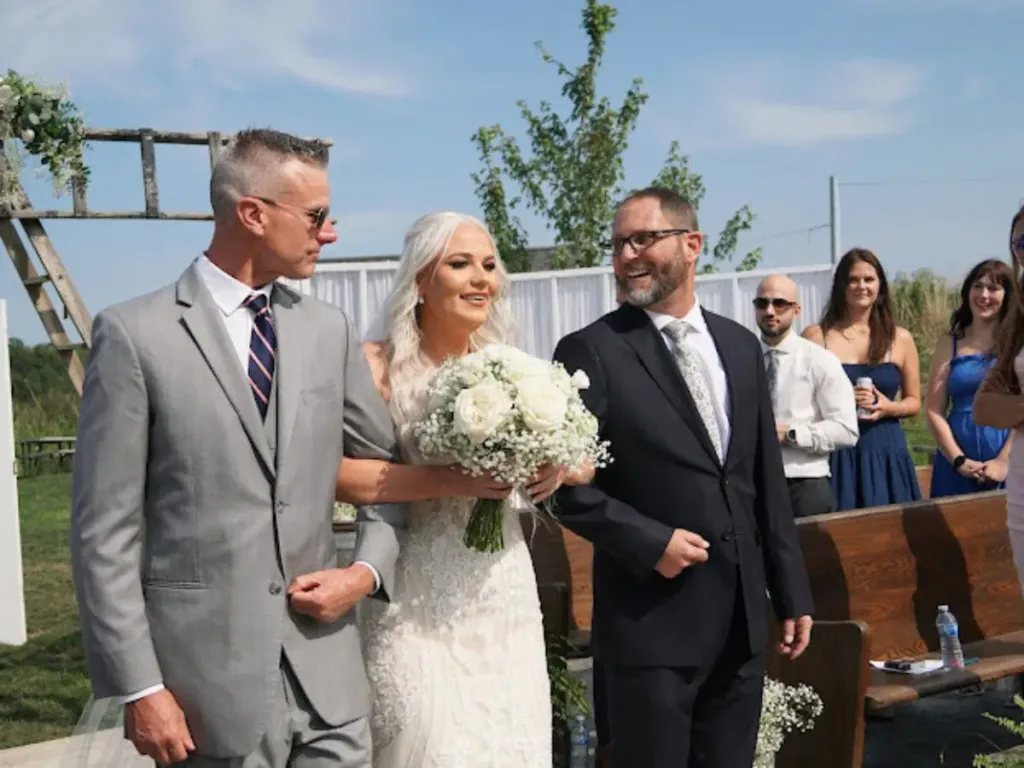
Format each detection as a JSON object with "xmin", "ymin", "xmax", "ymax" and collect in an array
[
  {"xmin": 803, "ymin": 248, "xmax": 923, "ymax": 510},
  {"xmin": 926, "ymin": 259, "xmax": 1015, "ymax": 497}
]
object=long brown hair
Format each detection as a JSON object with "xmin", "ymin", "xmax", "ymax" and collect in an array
[
  {"xmin": 988, "ymin": 205, "xmax": 1024, "ymax": 393},
  {"xmin": 820, "ymin": 248, "xmax": 896, "ymax": 364},
  {"xmin": 949, "ymin": 259, "xmax": 1016, "ymax": 340}
]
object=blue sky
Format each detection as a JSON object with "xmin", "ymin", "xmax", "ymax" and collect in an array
[{"xmin": 2, "ymin": 0, "xmax": 1022, "ymax": 343}]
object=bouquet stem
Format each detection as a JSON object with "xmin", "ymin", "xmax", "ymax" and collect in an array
[{"xmin": 464, "ymin": 497, "xmax": 506, "ymax": 552}]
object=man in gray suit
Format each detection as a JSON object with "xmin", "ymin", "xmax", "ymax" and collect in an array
[{"xmin": 70, "ymin": 128, "xmax": 404, "ymax": 767}]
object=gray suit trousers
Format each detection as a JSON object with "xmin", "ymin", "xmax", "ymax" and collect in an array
[{"xmin": 174, "ymin": 656, "xmax": 370, "ymax": 768}]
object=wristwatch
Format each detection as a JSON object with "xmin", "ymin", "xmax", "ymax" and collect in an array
[{"xmin": 952, "ymin": 454, "xmax": 967, "ymax": 470}]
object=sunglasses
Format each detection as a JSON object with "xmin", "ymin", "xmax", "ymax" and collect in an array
[
  {"xmin": 1012, "ymin": 236, "xmax": 1024, "ymax": 253},
  {"xmin": 752, "ymin": 297, "xmax": 797, "ymax": 311},
  {"xmin": 253, "ymin": 196, "xmax": 331, "ymax": 230}
]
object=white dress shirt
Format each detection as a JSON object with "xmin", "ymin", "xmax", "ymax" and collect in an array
[
  {"xmin": 645, "ymin": 300, "xmax": 732, "ymax": 454},
  {"xmin": 121, "ymin": 256, "xmax": 379, "ymax": 704},
  {"xmin": 760, "ymin": 330, "xmax": 859, "ymax": 478}
]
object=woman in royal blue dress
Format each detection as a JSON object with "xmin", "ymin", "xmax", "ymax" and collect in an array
[
  {"xmin": 927, "ymin": 259, "xmax": 1015, "ymax": 497},
  {"xmin": 803, "ymin": 248, "xmax": 923, "ymax": 510}
]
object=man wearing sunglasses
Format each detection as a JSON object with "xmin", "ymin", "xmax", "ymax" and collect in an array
[
  {"xmin": 753, "ymin": 274, "xmax": 858, "ymax": 519},
  {"xmin": 70, "ymin": 128, "xmax": 404, "ymax": 767},
  {"xmin": 553, "ymin": 186, "xmax": 814, "ymax": 768}
]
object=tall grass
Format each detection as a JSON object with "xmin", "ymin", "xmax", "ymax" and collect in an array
[{"xmin": 13, "ymin": 391, "xmax": 79, "ymax": 441}]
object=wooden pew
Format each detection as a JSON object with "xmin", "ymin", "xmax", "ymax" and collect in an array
[{"xmin": 769, "ymin": 490, "xmax": 1024, "ymax": 768}]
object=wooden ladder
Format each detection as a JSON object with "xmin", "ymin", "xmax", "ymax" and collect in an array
[{"xmin": 0, "ymin": 128, "xmax": 330, "ymax": 395}]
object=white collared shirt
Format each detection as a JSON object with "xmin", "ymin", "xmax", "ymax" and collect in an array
[
  {"xmin": 760, "ymin": 331, "xmax": 859, "ymax": 478},
  {"xmin": 195, "ymin": 254, "xmax": 274, "ymax": 372},
  {"xmin": 645, "ymin": 301, "xmax": 731, "ymax": 455}
]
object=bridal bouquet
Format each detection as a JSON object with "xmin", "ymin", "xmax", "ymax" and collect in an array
[{"xmin": 411, "ymin": 344, "xmax": 612, "ymax": 552}]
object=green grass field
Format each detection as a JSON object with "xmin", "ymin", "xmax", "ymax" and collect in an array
[{"xmin": 0, "ymin": 473, "xmax": 90, "ymax": 750}]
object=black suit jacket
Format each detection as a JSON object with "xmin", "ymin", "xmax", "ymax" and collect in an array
[{"xmin": 552, "ymin": 303, "xmax": 814, "ymax": 669}]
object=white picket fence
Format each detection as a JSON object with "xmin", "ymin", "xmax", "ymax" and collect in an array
[{"xmin": 288, "ymin": 262, "xmax": 835, "ymax": 361}]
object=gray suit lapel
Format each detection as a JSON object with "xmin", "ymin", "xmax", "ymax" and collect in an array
[
  {"xmin": 272, "ymin": 284, "xmax": 304, "ymax": 470},
  {"xmin": 176, "ymin": 263, "xmax": 275, "ymax": 475}
]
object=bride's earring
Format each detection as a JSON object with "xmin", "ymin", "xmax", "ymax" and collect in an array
[{"xmin": 417, "ymin": 296, "xmax": 425, "ymax": 305}]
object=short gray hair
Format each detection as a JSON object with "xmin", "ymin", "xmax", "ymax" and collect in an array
[{"xmin": 209, "ymin": 128, "xmax": 329, "ymax": 219}]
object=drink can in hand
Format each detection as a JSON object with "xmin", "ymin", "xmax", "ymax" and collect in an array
[{"xmin": 855, "ymin": 376, "xmax": 873, "ymax": 419}]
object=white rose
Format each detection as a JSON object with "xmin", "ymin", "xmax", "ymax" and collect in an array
[
  {"xmin": 570, "ymin": 370, "xmax": 591, "ymax": 390},
  {"xmin": 516, "ymin": 377, "xmax": 568, "ymax": 431},
  {"xmin": 21, "ymin": 128, "xmax": 34, "ymax": 143},
  {"xmin": 452, "ymin": 380, "xmax": 512, "ymax": 444}
]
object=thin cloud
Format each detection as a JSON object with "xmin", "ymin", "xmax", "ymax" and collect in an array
[
  {"xmin": 714, "ymin": 59, "xmax": 924, "ymax": 147},
  {"xmin": 0, "ymin": 0, "xmax": 412, "ymax": 98}
]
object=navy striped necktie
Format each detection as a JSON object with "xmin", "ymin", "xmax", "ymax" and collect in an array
[{"xmin": 244, "ymin": 293, "xmax": 277, "ymax": 419}]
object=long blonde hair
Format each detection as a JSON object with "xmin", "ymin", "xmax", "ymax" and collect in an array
[{"xmin": 370, "ymin": 212, "xmax": 516, "ymax": 422}]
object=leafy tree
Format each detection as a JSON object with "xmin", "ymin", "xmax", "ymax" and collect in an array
[
  {"xmin": 471, "ymin": 0, "xmax": 760, "ymax": 273},
  {"xmin": 7, "ymin": 337, "xmax": 75, "ymax": 403}
]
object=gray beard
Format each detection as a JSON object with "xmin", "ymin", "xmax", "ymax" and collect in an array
[{"xmin": 617, "ymin": 266, "xmax": 686, "ymax": 309}]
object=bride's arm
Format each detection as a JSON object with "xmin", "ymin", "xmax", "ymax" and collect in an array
[
  {"xmin": 337, "ymin": 459, "xmax": 515, "ymax": 504},
  {"xmin": 337, "ymin": 459, "xmax": 451, "ymax": 505}
]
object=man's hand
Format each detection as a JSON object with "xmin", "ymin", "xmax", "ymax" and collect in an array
[
  {"xmin": 124, "ymin": 689, "xmax": 194, "ymax": 766},
  {"xmin": 777, "ymin": 615, "xmax": 813, "ymax": 660},
  {"xmin": 288, "ymin": 564, "xmax": 375, "ymax": 623},
  {"xmin": 654, "ymin": 528, "xmax": 710, "ymax": 578},
  {"xmin": 775, "ymin": 424, "xmax": 790, "ymax": 445}
]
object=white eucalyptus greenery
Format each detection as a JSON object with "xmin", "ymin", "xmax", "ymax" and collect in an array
[
  {"xmin": 0, "ymin": 70, "xmax": 89, "ymax": 202},
  {"xmin": 411, "ymin": 343, "xmax": 611, "ymax": 552}
]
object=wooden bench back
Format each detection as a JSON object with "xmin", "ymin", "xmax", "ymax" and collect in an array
[
  {"xmin": 798, "ymin": 490, "xmax": 1024, "ymax": 660},
  {"xmin": 523, "ymin": 513, "xmax": 594, "ymax": 633}
]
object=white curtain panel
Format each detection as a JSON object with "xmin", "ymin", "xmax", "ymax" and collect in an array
[{"xmin": 285, "ymin": 264, "xmax": 835, "ymax": 361}]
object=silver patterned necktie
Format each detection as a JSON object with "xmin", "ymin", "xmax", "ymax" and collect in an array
[
  {"xmin": 765, "ymin": 348, "xmax": 779, "ymax": 408},
  {"xmin": 663, "ymin": 319, "xmax": 724, "ymax": 461}
]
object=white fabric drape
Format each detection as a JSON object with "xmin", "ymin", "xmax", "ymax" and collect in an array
[{"xmin": 284, "ymin": 264, "xmax": 834, "ymax": 361}]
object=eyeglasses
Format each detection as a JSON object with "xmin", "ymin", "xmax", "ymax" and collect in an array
[
  {"xmin": 602, "ymin": 229, "xmax": 691, "ymax": 255},
  {"xmin": 252, "ymin": 196, "xmax": 331, "ymax": 230},
  {"xmin": 752, "ymin": 297, "xmax": 797, "ymax": 311},
  {"xmin": 1012, "ymin": 236, "xmax": 1024, "ymax": 253}
]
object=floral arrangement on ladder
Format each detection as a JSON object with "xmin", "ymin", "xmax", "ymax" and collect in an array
[
  {"xmin": 0, "ymin": 69, "xmax": 90, "ymax": 203},
  {"xmin": 755, "ymin": 676, "xmax": 824, "ymax": 767}
]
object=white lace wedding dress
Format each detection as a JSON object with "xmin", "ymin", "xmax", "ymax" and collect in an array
[{"xmin": 360, "ymin": 383, "xmax": 553, "ymax": 768}]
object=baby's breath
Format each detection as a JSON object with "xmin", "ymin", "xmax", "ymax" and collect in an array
[{"xmin": 755, "ymin": 677, "xmax": 823, "ymax": 766}]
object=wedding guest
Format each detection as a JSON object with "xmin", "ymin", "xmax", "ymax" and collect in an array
[
  {"xmin": 926, "ymin": 259, "xmax": 1014, "ymax": 497},
  {"xmin": 755, "ymin": 274, "xmax": 858, "ymax": 517},
  {"xmin": 803, "ymin": 248, "xmax": 922, "ymax": 510}
]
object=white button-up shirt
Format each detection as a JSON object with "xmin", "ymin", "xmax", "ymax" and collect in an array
[
  {"xmin": 195, "ymin": 254, "xmax": 274, "ymax": 371},
  {"xmin": 760, "ymin": 330, "xmax": 859, "ymax": 478},
  {"xmin": 645, "ymin": 301, "xmax": 731, "ymax": 454}
]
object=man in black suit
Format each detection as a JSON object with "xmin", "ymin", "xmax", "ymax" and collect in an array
[{"xmin": 553, "ymin": 187, "xmax": 814, "ymax": 768}]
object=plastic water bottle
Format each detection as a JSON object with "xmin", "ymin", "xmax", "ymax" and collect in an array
[
  {"xmin": 855, "ymin": 376, "xmax": 874, "ymax": 419},
  {"xmin": 569, "ymin": 714, "xmax": 590, "ymax": 768},
  {"xmin": 937, "ymin": 604, "xmax": 965, "ymax": 669}
]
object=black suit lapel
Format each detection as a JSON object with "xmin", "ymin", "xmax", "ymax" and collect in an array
[{"xmin": 618, "ymin": 304, "xmax": 722, "ymax": 468}]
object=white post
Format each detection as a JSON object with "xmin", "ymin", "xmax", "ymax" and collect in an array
[
  {"xmin": 829, "ymin": 175, "xmax": 841, "ymax": 266},
  {"xmin": 0, "ymin": 300, "xmax": 26, "ymax": 646}
]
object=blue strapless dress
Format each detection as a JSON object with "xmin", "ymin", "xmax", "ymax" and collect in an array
[
  {"xmin": 929, "ymin": 346, "xmax": 1009, "ymax": 498},
  {"xmin": 830, "ymin": 362, "xmax": 922, "ymax": 511}
]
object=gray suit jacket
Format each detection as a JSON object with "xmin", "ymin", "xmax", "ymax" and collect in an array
[{"xmin": 70, "ymin": 262, "xmax": 405, "ymax": 757}]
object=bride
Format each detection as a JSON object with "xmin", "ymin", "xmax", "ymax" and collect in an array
[{"xmin": 336, "ymin": 211, "xmax": 591, "ymax": 767}]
